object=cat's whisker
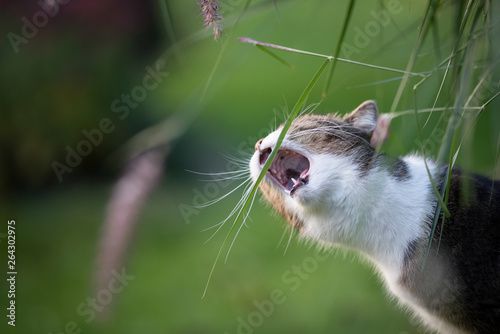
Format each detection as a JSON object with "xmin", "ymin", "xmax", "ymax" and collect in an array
[
  {"xmin": 207, "ymin": 176, "xmax": 253, "ymax": 214},
  {"xmin": 194, "ymin": 176, "xmax": 253, "ymax": 209},
  {"xmin": 280, "ymin": 106, "xmax": 290, "ymax": 122},
  {"xmin": 244, "ymin": 214, "xmax": 255, "ymax": 227},
  {"xmin": 226, "ymin": 153, "xmax": 252, "ymax": 161},
  {"xmin": 224, "ymin": 187, "xmax": 259, "ymax": 263},
  {"xmin": 186, "ymin": 167, "xmax": 251, "ymax": 183},
  {"xmin": 201, "ymin": 220, "xmax": 224, "ymax": 232},
  {"xmin": 197, "ymin": 173, "xmax": 250, "ymax": 183},
  {"xmin": 283, "ymin": 224, "xmax": 294, "ymax": 256},
  {"xmin": 186, "ymin": 169, "xmax": 250, "ymax": 176},
  {"xmin": 195, "ymin": 173, "xmax": 251, "ymax": 183},
  {"xmin": 202, "ymin": 195, "xmax": 250, "ymax": 235},
  {"xmin": 273, "ymin": 110, "xmax": 279, "ymax": 132},
  {"xmin": 203, "ymin": 178, "xmax": 255, "ymax": 244},
  {"xmin": 276, "ymin": 224, "xmax": 289, "ymax": 249},
  {"xmin": 221, "ymin": 152, "xmax": 253, "ymax": 163},
  {"xmin": 204, "ymin": 183, "xmax": 253, "ymax": 245},
  {"xmin": 298, "ymin": 102, "xmax": 321, "ymax": 117}
]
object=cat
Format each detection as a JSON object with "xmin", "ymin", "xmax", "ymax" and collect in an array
[{"xmin": 249, "ymin": 100, "xmax": 500, "ymax": 334}]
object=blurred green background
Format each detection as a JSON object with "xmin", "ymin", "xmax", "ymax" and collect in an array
[{"xmin": 1, "ymin": 1, "xmax": 499, "ymax": 334}]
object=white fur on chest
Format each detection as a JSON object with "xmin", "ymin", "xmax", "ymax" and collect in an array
[{"xmin": 297, "ymin": 154, "xmax": 434, "ymax": 280}]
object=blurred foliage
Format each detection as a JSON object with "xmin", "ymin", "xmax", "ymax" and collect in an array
[{"xmin": 0, "ymin": 0, "xmax": 161, "ymax": 195}]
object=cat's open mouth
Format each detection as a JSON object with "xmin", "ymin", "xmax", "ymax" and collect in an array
[{"xmin": 260, "ymin": 148, "xmax": 310, "ymax": 195}]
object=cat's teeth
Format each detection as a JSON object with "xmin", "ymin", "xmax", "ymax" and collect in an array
[{"xmin": 300, "ymin": 169, "xmax": 309, "ymax": 179}]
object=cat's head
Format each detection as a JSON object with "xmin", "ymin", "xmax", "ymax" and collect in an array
[{"xmin": 249, "ymin": 100, "xmax": 380, "ymax": 230}]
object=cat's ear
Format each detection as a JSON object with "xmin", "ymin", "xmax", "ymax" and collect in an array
[{"xmin": 343, "ymin": 100, "xmax": 378, "ymax": 134}]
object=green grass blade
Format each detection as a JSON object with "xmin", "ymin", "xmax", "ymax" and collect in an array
[
  {"xmin": 158, "ymin": 0, "xmax": 183, "ymax": 62},
  {"xmin": 412, "ymin": 91, "xmax": 450, "ymax": 270},
  {"xmin": 273, "ymin": 0, "xmax": 280, "ymax": 21},
  {"xmin": 424, "ymin": 0, "xmax": 490, "ymax": 263},
  {"xmin": 423, "ymin": 166, "xmax": 449, "ymax": 270},
  {"xmin": 449, "ymin": 90, "xmax": 500, "ymax": 175},
  {"xmin": 446, "ymin": 67, "xmax": 500, "ymax": 173},
  {"xmin": 238, "ymin": 37, "xmax": 420, "ymax": 76},
  {"xmin": 256, "ymin": 44, "xmax": 295, "ymax": 70},
  {"xmin": 469, "ymin": 91, "xmax": 500, "ymax": 127},
  {"xmin": 412, "ymin": 95, "xmax": 451, "ymax": 216},
  {"xmin": 322, "ymin": 0, "xmax": 356, "ymax": 97},
  {"xmin": 202, "ymin": 58, "xmax": 331, "ymax": 298},
  {"xmin": 391, "ymin": 0, "xmax": 438, "ymax": 114}
]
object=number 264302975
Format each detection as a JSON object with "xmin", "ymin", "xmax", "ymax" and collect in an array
[{"xmin": 7, "ymin": 220, "xmax": 15, "ymax": 270}]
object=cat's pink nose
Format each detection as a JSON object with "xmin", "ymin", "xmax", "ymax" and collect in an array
[{"xmin": 255, "ymin": 139, "xmax": 263, "ymax": 151}]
